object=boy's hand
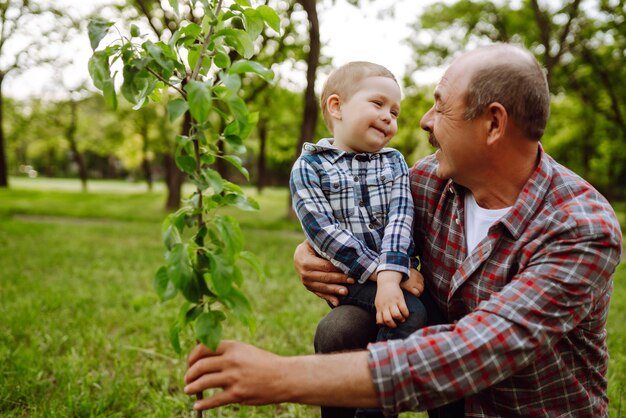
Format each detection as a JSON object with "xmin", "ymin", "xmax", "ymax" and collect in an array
[
  {"xmin": 375, "ymin": 271, "xmax": 409, "ymax": 328},
  {"xmin": 400, "ymin": 269, "xmax": 425, "ymax": 297}
]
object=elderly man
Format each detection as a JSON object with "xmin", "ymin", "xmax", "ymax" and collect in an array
[{"xmin": 184, "ymin": 44, "xmax": 622, "ymax": 417}]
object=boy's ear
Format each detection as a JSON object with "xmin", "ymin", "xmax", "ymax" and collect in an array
[{"xmin": 326, "ymin": 94, "xmax": 342, "ymax": 120}]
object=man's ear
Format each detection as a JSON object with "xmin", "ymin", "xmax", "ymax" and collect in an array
[
  {"xmin": 326, "ymin": 94, "xmax": 342, "ymax": 120},
  {"xmin": 485, "ymin": 102, "xmax": 508, "ymax": 146}
]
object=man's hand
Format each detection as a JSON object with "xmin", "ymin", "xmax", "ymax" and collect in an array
[
  {"xmin": 185, "ymin": 341, "xmax": 290, "ymax": 409},
  {"xmin": 184, "ymin": 340, "xmax": 379, "ymax": 410},
  {"xmin": 401, "ymin": 269, "xmax": 425, "ymax": 297},
  {"xmin": 294, "ymin": 240, "xmax": 355, "ymax": 306},
  {"xmin": 375, "ymin": 271, "xmax": 409, "ymax": 328}
]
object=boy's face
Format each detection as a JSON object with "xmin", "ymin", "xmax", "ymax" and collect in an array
[{"xmin": 329, "ymin": 76, "xmax": 401, "ymax": 153}]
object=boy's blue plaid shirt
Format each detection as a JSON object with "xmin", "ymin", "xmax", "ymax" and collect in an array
[{"xmin": 289, "ymin": 138, "xmax": 415, "ymax": 283}]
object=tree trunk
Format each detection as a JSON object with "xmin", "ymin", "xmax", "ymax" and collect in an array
[
  {"xmin": 140, "ymin": 112, "xmax": 153, "ymax": 192},
  {"xmin": 256, "ymin": 94, "xmax": 270, "ymax": 193},
  {"xmin": 289, "ymin": 0, "xmax": 320, "ymax": 219},
  {"xmin": 164, "ymin": 110, "xmax": 189, "ymax": 209},
  {"xmin": 256, "ymin": 114, "xmax": 268, "ymax": 194},
  {"xmin": 67, "ymin": 100, "xmax": 88, "ymax": 192},
  {"xmin": 0, "ymin": 75, "xmax": 9, "ymax": 187}
]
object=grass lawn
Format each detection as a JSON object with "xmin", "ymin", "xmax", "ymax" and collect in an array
[{"xmin": 0, "ymin": 177, "xmax": 624, "ymax": 417}]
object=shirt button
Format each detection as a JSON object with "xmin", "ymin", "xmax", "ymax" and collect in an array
[
  {"xmin": 455, "ymin": 217, "xmax": 460, "ymax": 225},
  {"xmin": 368, "ymin": 223, "xmax": 374, "ymax": 229},
  {"xmin": 353, "ymin": 176, "xmax": 359, "ymax": 182},
  {"xmin": 380, "ymin": 175, "xmax": 386, "ymax": 181},
  {"xmin": 359, "ymin": 201, "xmax": 365, "ymax": 207},
  {"xmin": 449, "ymin": 186, "xmax": 455, "ymax": 194},
  {"xmin": 333, "ymin": 182, "xmax": 339, "ymax": 188}
]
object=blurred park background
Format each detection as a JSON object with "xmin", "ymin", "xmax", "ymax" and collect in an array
[{"xmin": 1, "ymin": 0, "xmax": 625, "ymax": 416}]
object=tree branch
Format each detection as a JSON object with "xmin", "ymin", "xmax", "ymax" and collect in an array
[
  {"xmin": 190, "ymin": 0, "xmax": 224, "ymax": 81},
  {"xmin": 146, "ymin": 67, "xmax": 187, "ymax": 97}
]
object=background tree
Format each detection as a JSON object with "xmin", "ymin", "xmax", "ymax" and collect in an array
[
  {"xmin": 0, "ymin": 1, "xmax": 83, "ymax": 187},
  {"xmin": 406, "ymin": 0, "xmax": 626, "ymax": 197}
]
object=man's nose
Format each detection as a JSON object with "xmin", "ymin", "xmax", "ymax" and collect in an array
[{"xmin": 420, "ymin": 107, "xmax": 434, "ymax": 132}]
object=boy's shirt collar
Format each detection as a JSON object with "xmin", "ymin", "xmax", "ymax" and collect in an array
[{"xmin": 302, "ymin": 138, "xmax": 396, "ymax": 163}]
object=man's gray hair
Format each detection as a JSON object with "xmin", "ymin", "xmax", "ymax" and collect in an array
[{"xmin": 463, "ymin": 45, "xmax": 550, "ymax": 140}]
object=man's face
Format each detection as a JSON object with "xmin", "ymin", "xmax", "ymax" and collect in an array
[
  {"xmin": 331, "ymin": 76, "xmax": 401, "ymax": 154},
  {"xmin": 419, "ymin": 58, "xmax": 486, "ymax": 184}
]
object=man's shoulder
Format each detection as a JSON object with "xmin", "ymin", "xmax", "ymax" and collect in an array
[
  {"xmin": 540, "ymin": 155, "xmax": 621, "ymax": 239},
  {"xmin": 409, "ymin": 154, "xmax": 446, "ymax": 189}
]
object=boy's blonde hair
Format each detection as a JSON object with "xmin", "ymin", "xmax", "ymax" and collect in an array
[{"xmin": 320, "ymin": 61, "xmax": 398, "ymax": 131}]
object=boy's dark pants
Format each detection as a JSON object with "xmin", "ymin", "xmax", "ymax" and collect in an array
[{"xmin": 314, "ymin": 287, "xmax": 465, "ymax": 418}]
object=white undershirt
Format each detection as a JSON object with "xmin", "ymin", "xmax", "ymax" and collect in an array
[{"xmin": 464, "ymin": 192, "xmax": 511, "ymax": 254}]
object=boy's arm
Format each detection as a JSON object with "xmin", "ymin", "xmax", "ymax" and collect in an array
[
  {"xmin": 377, "ymin": 152, "xmax": 415, "ymax": 278},
  {"xmin": 290, "ymin": 158, "xmax": 380, "ymax": 283}
]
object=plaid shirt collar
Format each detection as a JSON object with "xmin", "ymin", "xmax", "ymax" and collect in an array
[{"xmin": 302, "ymin": 138, "xmax": 398, "ymax": 164}]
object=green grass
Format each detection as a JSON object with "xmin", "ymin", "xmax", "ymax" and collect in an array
[{"xmin": 0, "ymin": 178, "xmax": 624, "ymax": 417}]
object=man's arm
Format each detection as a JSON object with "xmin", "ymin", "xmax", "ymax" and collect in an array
[
  {"xmin": 184, "ymin": 341, "xmax": 378, "ymax": 410},
  {"xmin": 294, "ymin": 241, "xmax": 423, "ymax": 305}
]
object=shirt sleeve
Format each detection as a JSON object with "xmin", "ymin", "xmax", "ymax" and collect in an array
[
  {"xmin": 290, "ymin": 157, "xmax": 380, "ymax": 282},
  {"xmin": 376, "ymin": 153, "xmax": 414, "ymax": 278},
  {"xmin": 367, "ymin": 216, "xmax": 622, "ymax": 414}
]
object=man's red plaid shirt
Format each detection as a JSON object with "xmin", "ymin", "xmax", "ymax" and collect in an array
[{"xmin": 368, "ymin": 146, "xmax": 623, "ymax": 417}]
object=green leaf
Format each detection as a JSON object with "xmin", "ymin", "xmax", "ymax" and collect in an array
[
  {"xmin": 88, "ymin": 51, "xmax": 111, "ymax": 90},
  {"xmin": 243, "ymin": 8, "xmax": 264, "ymax": 40},
  {"xmin": 169, "ymin": 321, "xmax": 182, "ymax": 355},
  {"xmin": 226, "ymin": 95, "xmax": 249, "ymax": 132},
  {"xmin": 213, "ymin": 215, "xmax": 243, "ymax": 259},
  {"xmin": 223, "ymin": 287, "xmax": 255, "ymax": 333},
  {"xmin": 130, "ymin": 24, "xmax": 140, "ymax": 37},
  {"xmin": 214, "ymin": 51, "xmax": 231, "ymax": 69},
  {"xmin": 121, "ymin": 64, "xmax": 155, "ymax": 105},
  {"xmin": 185, "ymin": 80, "xmax": 212, "ymax": 123},
  {"xmin": 240, "ymin": 250, "xmax": 266, "ymax": 281},
  {"xmin": 257, "ymin": 5, "xmax": 281, "ymax": 33},
  {"xmin": 183, "ymin": 304, "xmax": 203, "ymax": 325},
  {"xmin": 215, "ymin": 28, "xmax": 254, "ymax": 59},
  {"xmin": 154, "ymin": 266, "xmax": 177, "ymax": 301},
  {"xmin": 162, "ymin": 224, "xmax": 182, "ymax": 250},
  {"xmin": 234, "ymin": 0, "xmax": 251, "ymax": 6},
  {"xmin": 220, "ymin": 73, "xmax": 242, "ymax": 94},
  {"xmin": 195, "ymin": 311, "xmax": 226, "ymax": 351},
  {"xmin": 167, "ymin": 243, "xmax": 200, "ymax": 302},
  {"xmin": 201, "ymin": 168, "xmax": 224, "ymax": 193},
  {"xmin": 144, "ymin": 41, "xmax": 174, "ymax": 76},
  {"xmin": 187, "ymin": 45, "xmax": 201, "ymax": 73},
  {"xmin": 240, "ymin": 111, "xmax": 258, "ymax": 140},
  {"xmin": 222, "ymin": 155, "xmax": 249, "ymax": 180},
  {"xmin": 87, "ymin": 19, "xmax": 113, "ymax": 51},
  {"xmin": 208, "ymin": 254, "xmax": 234, "ymax": 297},
  {"xmin": 175, "ymin": 155, "xmax": 196, "ymax": 174},
  {"xmin": 102, "ymin": 78, "xmax": 117, "ymax": 110},
  {"xmin": 229, "ymin": 60, "xmax": 274, "ymax": 82},
  {"xmin": 167, "ymin": 98, "xmax": 188, "ymax": 122},
  {"xmin": 223, "ymin": 194, "xmax": 259, "ymax": 211},
  {"xmin": 168, "ymin": 0, "xmax": 179, "ymax": 14}
]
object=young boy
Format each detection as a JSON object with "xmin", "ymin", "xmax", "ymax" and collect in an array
[{"xmin": 290, "ymin": 62, "xmax": 426, "ymax": 349}]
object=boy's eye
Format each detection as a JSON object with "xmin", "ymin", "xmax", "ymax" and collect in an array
[{"xmin": 371, "ymin": 100, "xmax": 382, "ymax": 107}]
